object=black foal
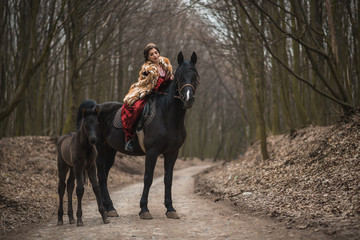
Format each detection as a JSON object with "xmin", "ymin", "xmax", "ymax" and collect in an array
[{"xmin": 57, "ymin": 100, "xmax": 109, "ymax": 226}]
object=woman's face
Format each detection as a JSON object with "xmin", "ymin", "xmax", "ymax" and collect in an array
[{"xmin": 148, "ymin": 48, "xmax": 159, "ymax": 64}]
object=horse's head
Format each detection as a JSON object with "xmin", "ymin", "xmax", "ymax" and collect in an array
[
  {"xmin": 175, "ymin": 52, "xmax": 199, "ymax": 109},
  {"xmin": 81, "ymin": 105, "xmax": 100, "ymax": 145}
]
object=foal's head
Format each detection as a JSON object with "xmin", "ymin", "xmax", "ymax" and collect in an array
[
  {"xmin": 80, "ymin": 105, "xmax": 100, "ymax": 145},
  {"xmin": 175, "ymin": 52, "xmax": 199, "ymax": 109}
]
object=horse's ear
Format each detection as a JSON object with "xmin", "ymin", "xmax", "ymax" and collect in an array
[
  {"xmin": 177, "ymin": 52, "xmax": 184, "ymax": 65},
  {"xmin": 95, "ymin": 105, "xmax": 100, "ymax": 116},
  {"xmin": 191, "ymin": 52, "xmax": 197, "ymax": 65},
  {"xmin": 82, "ymin": 106, "xmax": 87, "ymax": 115}
]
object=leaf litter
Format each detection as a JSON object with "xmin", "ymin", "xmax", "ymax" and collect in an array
[{"xmin": 195, "ymin": 112, "xmax": 360, "ymax": 239}]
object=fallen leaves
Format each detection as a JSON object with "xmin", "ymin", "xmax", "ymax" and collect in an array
[{"xmin": 196, "ymin": 112, "xmax": 360, "ymax": 239}]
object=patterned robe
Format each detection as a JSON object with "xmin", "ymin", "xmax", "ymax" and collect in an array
[
  {"xmin": 121, "ymin": 56, "xmax": 173, "ymax": 141},
  {"xmin": 123, "ymin": 56, "xmax": 173, "ymax": 106}
]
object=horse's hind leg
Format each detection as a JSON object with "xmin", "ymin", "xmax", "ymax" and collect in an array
[
  {"xmin": 96, "ymin": 144, "xmax": 118, "ymax": 216},
  {"xmin": 163, "ymin": 151, "xmax": 180, "ymax": 219},
  {"xmin": 57, "ymin": 157, "xmax": 69, "ymax": 226},
  {"xmin": 74, "ymin": 167, "xmax": 85, "ymax": 227},
  {"xmin": 87, "ymin": 165, "xmax": 110, "ymax": 224},
  {"xmin": 139, "ymin": 149, "xmax": 159, "ymax": 219},
  {"xmin": 66, "ymin": 167, "xmax": 76, "ymax": 224}
]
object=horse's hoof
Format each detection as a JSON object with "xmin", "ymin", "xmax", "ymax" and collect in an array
[
  {"xmin": 139, "ymin": 211, "xmax": 153, "ymax": 219},
  {"xmin": 166, "ymin": 211, "xmax": 180, "ymax": 219},
  {"xmin": 77, "ymin": 221, "xmax": 83, "ymax": 227},
  {"xmin": 103, "ymin": 218, "xmax": 110, "ymax": 224},
  {"xmin": 57, "ymin": 221, "xmax": 63, "ymax": 226},
  {"xmin": 69, "ymin": 218, "xmax": 76, "ymax": 224},
  {"xmin": 106, "ymin": 210, "xmax": 119, "ymax": 217}
]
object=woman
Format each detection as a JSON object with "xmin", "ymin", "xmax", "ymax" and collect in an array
[{"xmin": 121, "ymin": 43, "xmax": 174, "ymax": 151}]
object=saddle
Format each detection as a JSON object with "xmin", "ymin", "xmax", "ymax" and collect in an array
[{"xmin": 113, "ymin": 96, "xmax": 156, "ymax": 152}]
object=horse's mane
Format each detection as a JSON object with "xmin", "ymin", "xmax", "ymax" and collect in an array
[
  {"xmin": 155, "ymin": 78, "xmax": 177, "ymax": 111},
  {"xmin": 76, "ymin": 99, "xmax": 98, "ymax": 131},
  {"xmin": 155, "ymin": 60, "xmax": 199, "ymax": 111}
]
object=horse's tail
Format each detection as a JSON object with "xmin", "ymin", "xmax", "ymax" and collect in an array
[{"xmin": 76, "ymin": 99, "xmax": 98, "ymax": 131}]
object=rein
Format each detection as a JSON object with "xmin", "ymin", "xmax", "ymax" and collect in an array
[{"xmin": 156, "ymin": 92, "xmax": 181, "ymax": 99}]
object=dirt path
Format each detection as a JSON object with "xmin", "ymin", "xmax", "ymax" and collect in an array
[{"xmin": 12, "ymin": 165, "xmax": 328, "ymax": 240}]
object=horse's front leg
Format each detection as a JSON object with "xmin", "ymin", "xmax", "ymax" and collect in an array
[
  {"xmin": 96, "ymin": 143, "xmax": 118, "ymax": 217},
  {"xmin": 163, "ymin": 151, "xmax": 180, "ymax": 219},
  {"xmin": 57, "ymin": 160, "xmax": 69, "ymax": 226},
  {"xmin": 74, "ymin": 166, "xmax": 85, "ymax": 227},
  {"xmin": 87, "ymin": 164, "xmax": 110, "ymax": 224},
  {"xmin": 66, "ymin": 168, "xmax": 76, "ymax": 224},
  {"xmin": 139, "ymin": 149, "xmax": 159, "ymax": 219}
]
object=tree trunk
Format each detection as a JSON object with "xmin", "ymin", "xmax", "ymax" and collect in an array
[{"xmin": 61, "ymin": 0, "xmax": 85, "ymax": 134}]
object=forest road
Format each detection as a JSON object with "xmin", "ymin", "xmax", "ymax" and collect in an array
[{"xmin": 20, "ymin": 164, "xmax": 328, "ymax": 240}]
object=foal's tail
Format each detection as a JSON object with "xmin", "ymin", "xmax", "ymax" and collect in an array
[{"xmin": 76, "ymin": 99, "xmax": 98, "ymax": 131}]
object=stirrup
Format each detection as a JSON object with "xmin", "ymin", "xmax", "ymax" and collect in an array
[{"xmin": 125, "ymin": 139, "xmax": 134, "ymax": 152}]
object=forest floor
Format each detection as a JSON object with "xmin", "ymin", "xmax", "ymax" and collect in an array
[
  {"xmin": 0, "ymin": 136, "xmax": 204, "ymax": 238},
  {"xmin": 0, "ymin": 112, "xmax": 359, "ymax": 239},
  {"xmin": 195, "ymin": 112, "xmax": 360, "ymax": 239}
]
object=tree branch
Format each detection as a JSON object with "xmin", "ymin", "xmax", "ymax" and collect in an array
[{"xmin": 236, "ymin": 0, "xmax": 353, "ymax": 110}]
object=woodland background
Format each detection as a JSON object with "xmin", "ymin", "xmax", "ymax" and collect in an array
[{"xmin": 0, "ymin": 0, "xmax": 359, "ymax": 160}]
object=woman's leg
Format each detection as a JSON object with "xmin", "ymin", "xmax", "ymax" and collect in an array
[{"xmin": 121, "ymin": 100, "xmax": 147, "ymax": 150}]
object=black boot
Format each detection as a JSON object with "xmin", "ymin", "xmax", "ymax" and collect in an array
[{"xmin": 125, "ymin": 139, "xmax": 134, "ymax": 152}]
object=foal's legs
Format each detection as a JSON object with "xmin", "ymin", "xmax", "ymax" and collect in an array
[
  {"xmin": 87, "ymin": 165, "xmax": 110, "ymax": 224},
  {"xmin": 139, "ymin": 149, "xmax": 159, "ymax": 219},
  {"xmin": 66, "ymin": 168, "xmax": 76, "ymax": 224},
  {"xmin": 57, "ymin": 161, "xmax": 69, "ymax": 225},
  {"xmin": 163, "ymin": 151, "xmax": 179, "ymax": 219},
  {"xmin": 74, "ymin": 167, "xmax": 85, "ymax": 227}
]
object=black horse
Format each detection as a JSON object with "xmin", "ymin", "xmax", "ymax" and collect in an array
[
  {"xmin": 57, "ymin": 100, "xmax": 109, "ymax": 226},
  {"xmin": 95, "ymin": 52, "xmax": 199, "ymax": 219}
]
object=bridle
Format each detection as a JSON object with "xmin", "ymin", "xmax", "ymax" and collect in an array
[
  {"xmin": 175, "ymin": 66, "xmax": 199, "ymax": 101},
  {"xmin": 178, "ymin": 83, "xmax": 196, "ymax": 93},
  {"xmin": 176, "ymin": 82, "xmax": 197, "ymax": 101}
]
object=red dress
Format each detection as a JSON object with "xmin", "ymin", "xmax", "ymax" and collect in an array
[{"xmin": 121, "ymin": 67, "xmax": 171, "ymax": 141}]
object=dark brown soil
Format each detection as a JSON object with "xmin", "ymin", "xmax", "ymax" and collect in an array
[{"xmin": 195, "ymin": 113, "xmax": 360, "ymax": 239}]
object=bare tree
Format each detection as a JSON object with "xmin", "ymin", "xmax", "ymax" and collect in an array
[{"xmin": 0, "ymin": 0, "xmax": 65, "ymax": 123}]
